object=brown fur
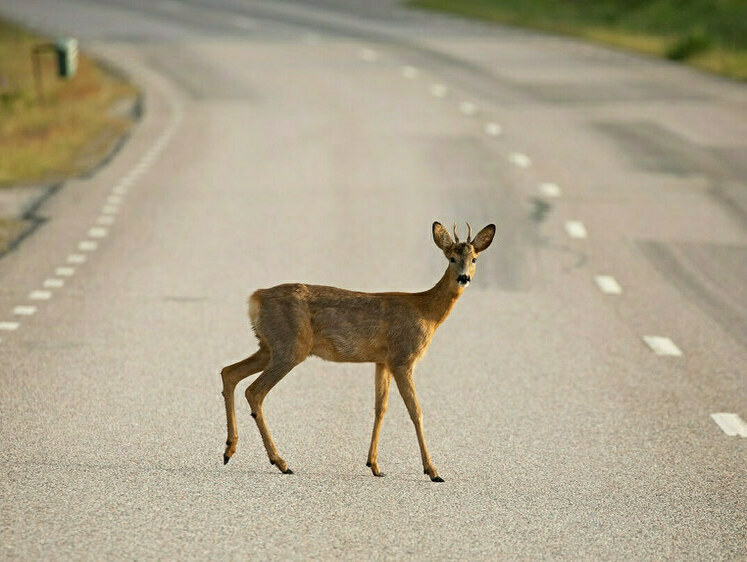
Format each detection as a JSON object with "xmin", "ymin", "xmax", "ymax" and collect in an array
[{"xmin": 221, "ymin": 221, "xmax": 495, "ymax": 481}]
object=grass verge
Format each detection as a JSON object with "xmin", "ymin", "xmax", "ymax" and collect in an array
[
  {"xmin": 0, "ymin": 18, "xmax": 138, "ymax": 254},
  {"xmin": 408, "ymin": 0, "xmax": 747, "ymax": 81}
]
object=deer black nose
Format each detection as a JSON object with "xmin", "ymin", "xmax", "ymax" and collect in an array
[{"xmin": 457, "ymin": 274, "xmax": 470, "ymax": 285}]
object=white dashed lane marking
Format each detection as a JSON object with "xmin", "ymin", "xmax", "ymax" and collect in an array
[
  {"xmin": 122, "ymin": 169, "xmax": 139, "ymax": 182},
  {"xmin": 0, "ymin": 55, "xmax": 187, "ymax": 344},
  {"xmin": 401, "ymin": 65, "xmax": 418, "ymax": 79},
  {"xmin": 594, "ymin": 275, "xmax": 622, "ymax": 295},
  {"xmin": 157, "ymin": 0, "xmax": 183, "ymax": 12},
  {"xmin": 459, "ymin": 101, "xmax": 477, "ymax": 116},
  {"xmin": 564, "ymin": 221, "xmax": 588, "ymax": 239},
  {"xmin": 131, "ymin": 162, "xmax": 149, "ymax": 176},
  {"xmin": 711, "ymin": 413, "xmax": 747, "ymax": 437},
  {"xmin": 29, "ymin": 290, "xmax": 52, "ymax": 300},
  {"xmin": 88, "ymin": 227, "xmax": 108, "ymax": 238},
  {"xmin": 509, "ymin": 153, "xmax": 531, "ymax": 168},
  {"xmin": 430, "ymin": 84, "xmax": 447, "ymax": 98},
  {"xmin": 13, "ymin": 305, "xmax": 36, "ymax": 316},
  {"xmin": 539, "ymin": 183, "xmax": 562, "ymax": 197},
  {"xmin": 303, "ymin": 32, "xmax": 321, "ymax": 45},
  {"xmin": 484, "ymin": 122, "xmax": 502, "ymax": 136},
  {"xmin": 359, "ymin": 48, "xmax": 378, "ymax": 62},
  {"xmin": 234, "ymin": 16, "xmax": 256, "ymax": 30},
  {"xmin": 67, "ymin": 254, "xmax": 87, "ymax": 264},
  {"xmin": 643, "ymin": 336, "xmax": 682, "ymax": 356}
]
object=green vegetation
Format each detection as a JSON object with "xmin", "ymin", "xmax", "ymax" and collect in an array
[
  {"xmin": 0, "ymin": 19, "xmax": 137, "ymax": 187},
  {"xmin": 408, "ymin": 0, "xmax": 747, "ymax": 80}
]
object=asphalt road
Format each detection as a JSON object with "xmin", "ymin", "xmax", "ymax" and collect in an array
[{"xmin": 0, "ymin": 0, "xmax": 745, "ymax": 558}]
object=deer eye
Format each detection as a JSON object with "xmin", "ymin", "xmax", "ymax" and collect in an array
[
  {"xmin": 472, "ymin": 258, "xmax": 476, "ymax": 263},
  {"xmin": 450, "ymin": 257, "xmax": 456, "ymax": 263}
]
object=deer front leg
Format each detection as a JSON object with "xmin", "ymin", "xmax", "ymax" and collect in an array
[
  {"xmin": 392, "ymin": 366, "xmax": 444, "ymax": 482},
  {"xmin": 366, "ymin": 363, "xmax": 392, "ymax": 477},
  {"xmin": 245, "ymin": 360, "xmax": 297, "ymax": 475},
  {"xmin": 221, "ymin": 347, "xmax": 269, "ymax": 464}
]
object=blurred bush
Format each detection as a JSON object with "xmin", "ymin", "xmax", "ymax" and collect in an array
[{"xmin": 666, "ymin": 28, "xmax": 713, "ymax": 61}]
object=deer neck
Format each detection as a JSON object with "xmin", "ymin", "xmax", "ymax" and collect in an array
[{"xmin": 418, "ymin": 268, "xmax": 463, "ymax": 327}]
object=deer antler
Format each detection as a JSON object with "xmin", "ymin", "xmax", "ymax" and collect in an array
[
  {"xmin": 453, "ymin": 222, "xmax": 460, "ymax": 243},
  {"xmin": 466, "ymin": 222, "xmax": 473, "ymax": 244}
]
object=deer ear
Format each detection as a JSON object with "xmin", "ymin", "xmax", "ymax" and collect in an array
[
  {"xmin": 432, "ymin": 222, "xmax": 454, "ymax": 252},
  {"xmin": 471, "ymin": 224, "xmax": 496, "ymax": 253}
]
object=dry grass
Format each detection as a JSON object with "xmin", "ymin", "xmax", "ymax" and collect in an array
[{"xmin": 0, "ymin": 19, "xmax": 138, "ymax": 187}]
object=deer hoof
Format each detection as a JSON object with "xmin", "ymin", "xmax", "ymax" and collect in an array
[
  {"xmin": 431, "ymin": 476, "xmax": 445, "ymax": 483},
  {"xmin": 366, "ymin": 462, "xmax": 371, "ymax": 467},
  {"xmin": 282, "ymin": 468, "xmax": 294, "ymax": 475},
  {"xmin": 373, "ymin": 472, "xmax": 385, "ymax": 477},
  {"xmin": 223, "ymin": 455, "xmax": 230, "ymax": 465}
]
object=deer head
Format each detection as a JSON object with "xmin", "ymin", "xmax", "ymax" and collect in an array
[{"xmin": 432, "ymin": 221, "xmax": 496, "ymax": 288}]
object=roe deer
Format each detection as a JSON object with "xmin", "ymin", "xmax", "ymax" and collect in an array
[{"xmin": 220, "ymin": 221, "xmax": 495, "ymax": 482}]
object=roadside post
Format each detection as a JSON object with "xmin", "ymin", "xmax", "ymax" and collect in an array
[{"xmin": 31, "ymin": 37, "xmax": 78, "ymax": 102}]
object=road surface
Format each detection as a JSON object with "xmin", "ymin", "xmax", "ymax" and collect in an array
[{"xmin": 0, "ymin": 0, "xmax": 745, "ymax": 558}]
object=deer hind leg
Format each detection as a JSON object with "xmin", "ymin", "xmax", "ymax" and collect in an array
[
  {"xmin": 366, "ymin": 363, "xmax": 392, "ymax": 477},
  {"xmin": 391, "ymin": 366, "xmax": 444, "ymax": 482},
  {"xmin": 221, "ymin": 346, "xmax": 269, "ymax": 464},
  {"xmin": 245, "ymin": 356, "xmax": 301, "ymax": 474}
]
